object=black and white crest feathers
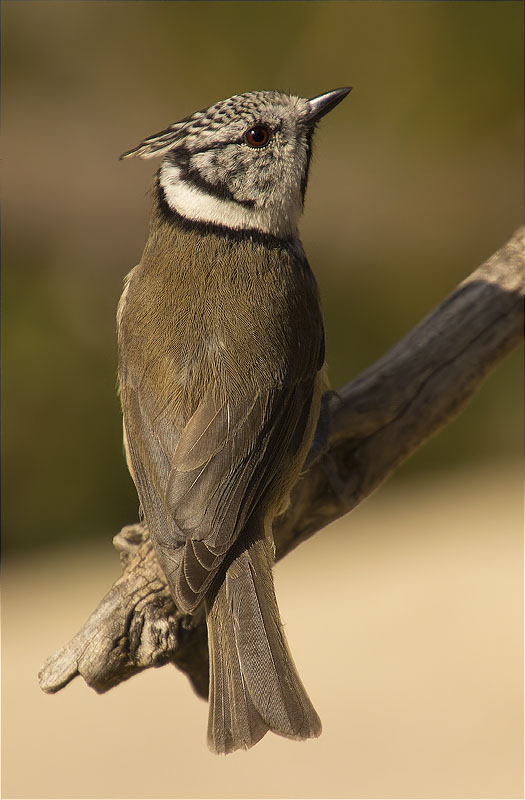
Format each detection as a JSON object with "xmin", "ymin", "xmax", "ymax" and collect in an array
[{"xmin": 120, "ymin": 87, "xmax": 350, "ymax": 239}]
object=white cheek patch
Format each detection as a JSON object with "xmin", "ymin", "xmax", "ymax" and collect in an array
[{"xmin": 159, "ymin": 163, "xmax": 297, "ymax": 238}]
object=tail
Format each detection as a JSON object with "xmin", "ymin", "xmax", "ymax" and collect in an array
[{"xmin": 205, "ymin": 525, "xmax": 321, "ymax": 754}]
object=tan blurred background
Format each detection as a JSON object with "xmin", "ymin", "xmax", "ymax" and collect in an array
[{"xmin": 2, "ymin": 1, "xmax": 523, "ymax": 798}]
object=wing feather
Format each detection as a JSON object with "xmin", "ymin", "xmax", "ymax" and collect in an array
[{"xmin": 123, "ymin": 378, "xmax": 317, "ymax": 614}]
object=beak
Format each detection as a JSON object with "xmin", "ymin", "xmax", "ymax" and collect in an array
[{"xmin": 304, "ymin": 87, "xmax": 352, "ymax": 124}]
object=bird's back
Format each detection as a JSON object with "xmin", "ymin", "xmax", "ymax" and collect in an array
[{"xmin": 118, "ymin": 196, "xmax": 325, "ymax": 427}]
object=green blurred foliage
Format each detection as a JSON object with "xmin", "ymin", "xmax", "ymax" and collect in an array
[{"xmin": 2, "ymin": 1, "xmax": 523, "ymax": 551}]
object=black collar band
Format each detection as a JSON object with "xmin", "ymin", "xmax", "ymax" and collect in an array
[{"xmin": 155, "ymin": 179, "xmax": 302, "ymax": 255}]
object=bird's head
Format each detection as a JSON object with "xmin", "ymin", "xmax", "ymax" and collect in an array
[{"xmin": 121, "ymin": 88, "xmax": 351, "ymax": 239}]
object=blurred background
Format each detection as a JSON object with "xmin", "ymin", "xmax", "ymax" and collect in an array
[{"xmin": 2, "ymin": 1, "xmax": 523, "ymax": 798}]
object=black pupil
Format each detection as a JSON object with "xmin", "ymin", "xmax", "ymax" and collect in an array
[{"xmin": 250, "ymin": 127, "xmax": 266, "ymax": 143}]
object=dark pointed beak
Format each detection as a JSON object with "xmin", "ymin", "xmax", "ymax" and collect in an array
[{"xmin": 304, "ymin": 87, "xmax": 352, "ymax": 124}]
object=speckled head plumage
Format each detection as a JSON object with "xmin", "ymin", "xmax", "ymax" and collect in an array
[{"xmin": 121, "ymin": 88, "xmax": 351, "ymax": 239}]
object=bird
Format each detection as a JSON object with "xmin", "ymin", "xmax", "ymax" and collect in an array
[{"xmin": 117, "ymin": 86, "xmax": 351, "ymax": 754}]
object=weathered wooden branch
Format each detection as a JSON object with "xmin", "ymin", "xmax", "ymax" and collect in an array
[{"xmin": 39, "ymin": 227, "xmax": 524, "ymax": 701}]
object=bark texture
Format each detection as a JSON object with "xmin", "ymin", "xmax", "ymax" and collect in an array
[{"xmin": 39, "ymin": 226, "xmax": 524, "ymax": 701}]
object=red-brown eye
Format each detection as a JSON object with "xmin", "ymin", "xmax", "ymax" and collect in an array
[{"xmin": 244, "ymin": 125, "xmax": 271, "ymax": 148}]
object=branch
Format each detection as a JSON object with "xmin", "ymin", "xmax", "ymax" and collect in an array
[{"xmin": 39, "ymin": 226, "xmax": 524, "ymax": 700}]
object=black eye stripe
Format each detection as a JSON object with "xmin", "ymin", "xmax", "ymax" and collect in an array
[{"xmin": 166, "ymin": 145, "xmax": 256, "ymax": 208}]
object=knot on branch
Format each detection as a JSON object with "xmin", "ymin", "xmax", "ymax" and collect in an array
[{"xmin": 39, "ymin": 523, "xmax": 209, "ymax": 698}]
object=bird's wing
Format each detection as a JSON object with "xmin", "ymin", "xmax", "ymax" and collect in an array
[{"xmin": 122, "ymin": 381, "xmax": 316, "ymax": 613}]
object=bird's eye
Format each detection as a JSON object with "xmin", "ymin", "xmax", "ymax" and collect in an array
[{"xmin": 244, "ymin": 125, "xmax": 271, "ymax": 148}]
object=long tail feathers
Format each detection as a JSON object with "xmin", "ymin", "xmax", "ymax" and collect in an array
[{"xmin": 205, "ymin": 531, "xmax": 321, "ymax": 754}]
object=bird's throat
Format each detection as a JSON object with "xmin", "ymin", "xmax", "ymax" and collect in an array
[{"xmin": 159, "ymin": 162, "xmax": 300, "ymax": 239}]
